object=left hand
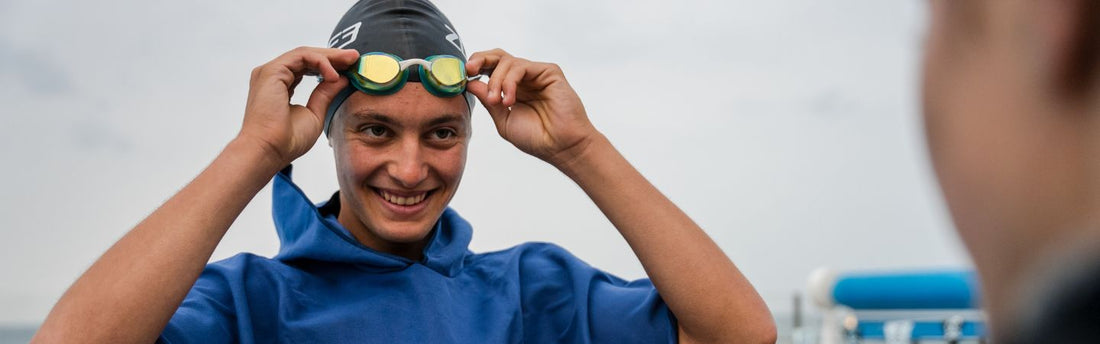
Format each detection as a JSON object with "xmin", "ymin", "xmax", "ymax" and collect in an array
[{"xmin": 466, "ymin": 49, "xmax": 600, "ymax": 168}]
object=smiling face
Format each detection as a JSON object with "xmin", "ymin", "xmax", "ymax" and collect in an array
[{"xmin": 330, "ymin": 82, "xmax": 470, "ymax": 259}]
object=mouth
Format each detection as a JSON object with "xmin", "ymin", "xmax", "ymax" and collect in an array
[{"xmin": 373, "ymin": 187, "xmax": 434, "ymax": 208}]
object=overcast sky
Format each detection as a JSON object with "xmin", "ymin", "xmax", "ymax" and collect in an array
[{"xmin": 0, "ymin": 0, "xmax": 966, "ymax": 325}]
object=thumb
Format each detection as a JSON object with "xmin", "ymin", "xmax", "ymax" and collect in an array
[
  {"xmin": 305, "ymin": 76, "xmax": 350, "ymax": 123},
  {"xmin": 467, "ymin": 80, "xmax": 509, "ymax": 134}
]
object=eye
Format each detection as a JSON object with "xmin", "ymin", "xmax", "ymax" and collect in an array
[
  {"xmin": 430, "ymin": 128, "xmax": 457, "ymax": 140},
  {"xmin": 362, "ymin": 125, "xmax": 389, "ymax": 138}
]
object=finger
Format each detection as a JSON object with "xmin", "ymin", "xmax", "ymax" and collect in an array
[
  {"xmin": 466, "ymin": 80, "xmax": 511, "ymax": 136},
  {"xmin": 279, "ymin": 47, "xmax": 360, "ymax": 68},
  {"xmin": 259, "ymin": 54, "xmax": 332, "ymax": 92},
  {"xmin": 516, "ymin": 61, "xmax": 565, "ymax": 93},
  {"xmin": 305, "ymin": 75, "xmax": 350, "ymax": 124},
  {"xmin": 466, "ymin": 79, "xmax": 492, "ymax": 105},
  {"xmin": 501, "ymin": 62, "xmax": 528, "ymax": 107},
  {"xmin": 487, "ymin": 58, "xmax": 514, "ymax": 104},
  {"xmin": 288, "ymin": 74, "xmax": 303, "ymax": 99},
  {"xmin": 298, "ymin": 52, "xmax": 341, "ymax": 83},
  {"xmin": 464, "ymin": 59, "xmax": 495, "ymax": 81},
  {"xmin": 269, "ymin": 53, "xmax": 328, "ymax": 99},
  {"xmin": 275, "ymin": 47, "xmax": 359, "ymax": 81},
  {"xmin": 466, "ymin": 55, "xmax": 483, "ymax": 76},
  {"xmin": 330, "ymin": 49, "xmax": 361, "ymax": 71},
  {"xmin": 467, "ymin": 48, "xmax": 510, "ymax": 75}
]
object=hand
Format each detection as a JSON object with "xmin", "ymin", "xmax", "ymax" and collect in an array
[
  {"xmin": 237, "ymin": 47, "xmax": 360, "ymax": 167},
  {"xmin": 466, "ymin": 49, "xmax": 601, "ymax": 168}
]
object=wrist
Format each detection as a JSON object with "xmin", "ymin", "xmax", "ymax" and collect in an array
[
  {"xmin": 225, "ymin": 135, "xmax": 289, "ymax": 178},
  {"xmin": 552, "ymin": 132, "xmax": 615, "ymax": 180}
]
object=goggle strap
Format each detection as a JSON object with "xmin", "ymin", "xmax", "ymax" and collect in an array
[{"xmin": 324, "ymin": 86, "xmax": 356, "ymax": 138}]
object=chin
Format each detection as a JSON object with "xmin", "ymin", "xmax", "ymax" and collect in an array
[{"xmin": 368, "ymin": 219, "xmax": 438, "ymax": 243}]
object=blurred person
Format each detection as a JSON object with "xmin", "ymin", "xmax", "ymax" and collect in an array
[
  {"xmin": 924, "ymin": 0, "xmax": 1100, "ymax": 342},
  {"xmin": 31, "ymin": 1, "xmax": 775, "ymax": 343}
]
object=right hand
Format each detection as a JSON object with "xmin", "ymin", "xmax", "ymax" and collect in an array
[{"xmin": 237, "ymin": 47, "xmax": 360, "ymax": 167}]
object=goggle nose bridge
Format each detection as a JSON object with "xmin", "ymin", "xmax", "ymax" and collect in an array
[{"xmin": 397, "ymin": 58, "xmax": 432, "ymax": 71}]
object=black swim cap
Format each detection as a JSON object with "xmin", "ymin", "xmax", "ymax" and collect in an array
[{"xmin": 324, "ymin": 0, "xmax": 473, "ymax": 138}]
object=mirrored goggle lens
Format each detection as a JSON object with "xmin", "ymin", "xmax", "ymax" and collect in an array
[
  {"xmin": 429, "ymin": 57, "xmax": 465, "ymax": 86},
  {"xmin": 358, "ymin": 54, "xmax": 401, "ymax": 84}
]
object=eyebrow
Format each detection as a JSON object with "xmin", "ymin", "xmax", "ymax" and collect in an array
[
  {"xmin": 352, "ymin": 112, "xmax": 398, "ymax": 125},
  {"xmin": 349, "ymin": 111, "xmax": 466, "ymax": 128},
  {"xmin": 425, "ymin": 114, "xmax": 465, "ymax": 127}
]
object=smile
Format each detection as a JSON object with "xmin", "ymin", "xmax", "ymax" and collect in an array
[{"xmin": 375, "ymin": 188, "xmax": 431, "ymax": 206}]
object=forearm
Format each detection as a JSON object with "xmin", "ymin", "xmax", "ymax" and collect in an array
[
  {"xmin": 557, "ymin": 134, "xmax": 775, "ymax": 344},
  {"xmin": 33, "ymin": 138, "xmax": 283, "ymax": 344}
]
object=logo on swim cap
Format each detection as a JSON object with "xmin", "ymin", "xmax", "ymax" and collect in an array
[
  {"xmin": 444, "ymin": 24, "xmax": 465, "ymax": 55},
  {"xmin": 329, "ymin": 21, "xmax": 362, "ymax": 49}
]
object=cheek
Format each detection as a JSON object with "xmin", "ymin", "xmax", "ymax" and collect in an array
[
  {"xmin": 921, "ymin": 4, "xmax": 989, "ymax": 188},
  {"xmin": 920, "ymin": 3, "xmax": 1004, "ymax": 241},
  {"xmin": 335, "ymin": 142, "xmax": 385, "ymax": 187},
  {"xmin": 921, "ymin": 3, "xmax": 954, "ymax": 153},
  {"xmin": 429, "ymin": 144, "xmax": 468, "ymax": 187}
]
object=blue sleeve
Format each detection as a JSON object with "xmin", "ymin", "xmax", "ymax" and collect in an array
[
  {"xmin": 157, "ymin": 260, "xmax": 241, "ymax": 344},
  {"xmin": 518, "ymin": 243, "xmax": 678, "ymax": 343}
]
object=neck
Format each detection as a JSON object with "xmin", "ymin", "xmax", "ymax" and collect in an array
[{"xmin": 335, "ymin": 196, "xmax": 427, "ymax": 261}]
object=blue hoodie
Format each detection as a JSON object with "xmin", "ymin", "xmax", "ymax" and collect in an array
[{"xmin": 157, "ymin": 167, "xmax": 678, "ymax": 343}]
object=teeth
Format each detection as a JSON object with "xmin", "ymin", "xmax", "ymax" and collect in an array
[{"xmin": 379, "ymin": 189, "xmax": 428, "ymax": 206}]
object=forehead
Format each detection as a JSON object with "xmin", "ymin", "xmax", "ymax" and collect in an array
[{"xmin": 337, "ymin": 83, "xmax": 469, "ymax": 126}]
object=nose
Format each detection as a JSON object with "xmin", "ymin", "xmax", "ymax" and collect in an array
[{"xmin": 386, "ymin": 136, "xmax": 429, "ymax": 189}]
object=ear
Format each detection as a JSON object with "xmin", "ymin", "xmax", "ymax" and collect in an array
[{"xmin": 1038, "ymin": 0, "xmax": 1100, "ymax": 95}]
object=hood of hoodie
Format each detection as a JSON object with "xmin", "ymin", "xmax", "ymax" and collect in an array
[{"xmin": 270, "ymin": 165, "xmax": 472, "ymax": 276}]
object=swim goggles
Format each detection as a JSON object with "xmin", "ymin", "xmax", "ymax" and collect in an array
[
  {"xmin": 345, "ymin": 52, "xmax": 471, "ymax": 97},
  {"xmin": 323, "ymin": 52, "xmax": 481, "ymax": 138}
]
